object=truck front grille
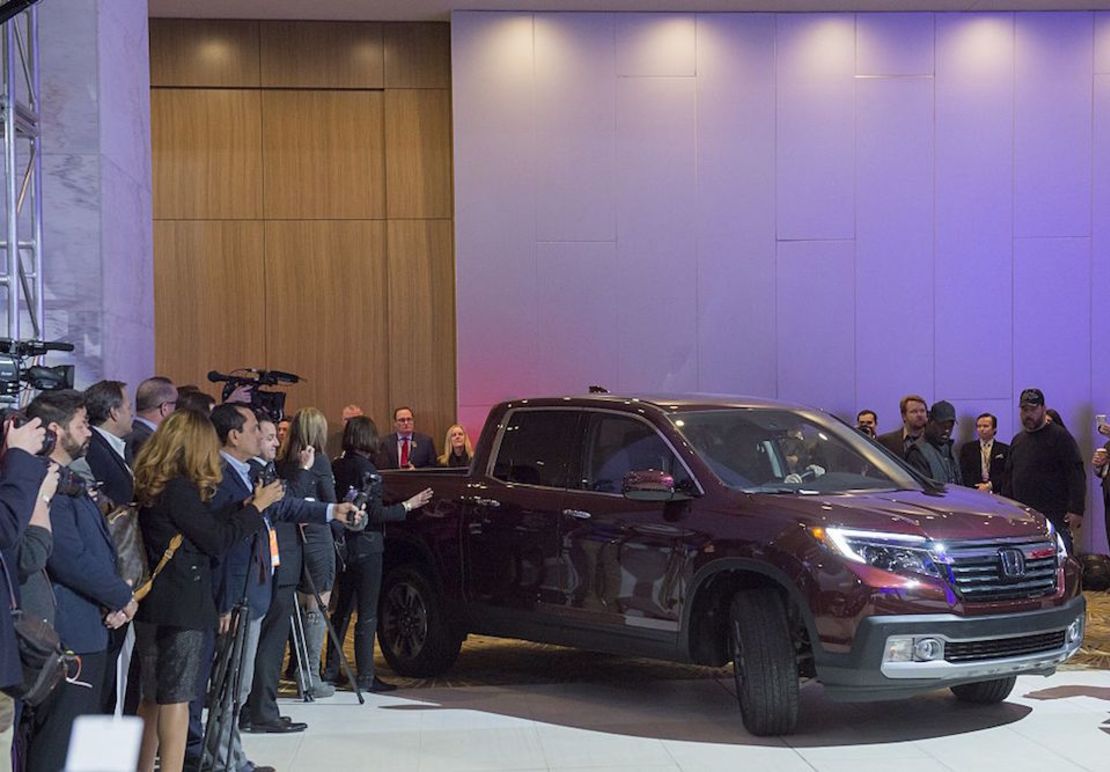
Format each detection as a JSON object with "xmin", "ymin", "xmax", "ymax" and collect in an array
[
  {"xmin": 942, "ymin": 539, "xmax": 1058, "ymax": 602},
  {"xmin": 944, "ymin": 630, "xmax": 1066, "ymax": 663}
]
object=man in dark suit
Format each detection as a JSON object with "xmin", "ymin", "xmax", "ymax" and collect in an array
[
  {"xmin": 1093, "ymin": 419, "xmax": 1109, "ymax": 551},
  {"xmin": 0, "ymin": 416, "xmax": 50, "ymax": 759},
  {"xmin": 24, "ymin": 390, "xmax": 135, "ymax": 771},
  {"xmin": 378, "ymin": 406, "xmax": 437, "ymax": 469},
  {"xmin": 959, "ymin": 412, "xmax": 1010, "ymax": 494},
  {"xmin": 125, "ymin": 375, "xmax": 177, "ymax": 460},
  {"xmin": 71, "ymin": 380, "xmax": 141, "ymax": 716},
  {"xmin": 876, "ymin": 394, "xmax": 929, "ymax": 460}
]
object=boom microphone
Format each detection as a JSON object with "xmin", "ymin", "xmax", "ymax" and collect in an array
[{"xmin": 207, "ymin": 370, "xmax": 233, "ymax": 383}]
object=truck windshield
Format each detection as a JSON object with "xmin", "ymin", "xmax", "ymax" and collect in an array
[{"xmin": 668, "ymin": 408, "xmax": 924, "ymax": 494}]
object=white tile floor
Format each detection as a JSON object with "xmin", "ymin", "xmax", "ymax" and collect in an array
[{"xmin": 242, "ymin": 669, "xmax": 1110, "ymax": 771}]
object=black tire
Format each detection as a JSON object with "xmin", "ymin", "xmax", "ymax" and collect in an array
[
  {"xmin": 728, "ymin": 589, "xmax": 800, "ymax": 736},
  {"xmin": 950, "ymin": 676, "xmax": 1017, "ymax": 704},
  {"xmin": 378, "ymin": 565, "xmax": 462, "ymax": 677}
]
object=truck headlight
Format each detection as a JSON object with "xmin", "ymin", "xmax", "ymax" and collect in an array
[{"xmin": 818, "ymin": 527, "xmax": 943, "ymax": 579}]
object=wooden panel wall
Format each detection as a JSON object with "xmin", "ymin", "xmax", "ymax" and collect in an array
[{"xmin": 150, "ymin": 19, "xmax": 456, "ymax": 450}]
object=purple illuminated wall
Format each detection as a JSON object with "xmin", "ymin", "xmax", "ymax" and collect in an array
[{"xmin": 452, "ymin": 11, "xmax": 1110, "ymax": 551}]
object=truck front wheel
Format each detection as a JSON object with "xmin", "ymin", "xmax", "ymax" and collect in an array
[
  {"xmin": 950, "ymin": 676, "xmax": 1017, "ymax": 704},
  {"xmin": 379, "ymin": 565, "xmax": 462, "ymax": 677},
  {"xmin": 728, "ymin": 589, "xmax": 800, "ymax": 736}
]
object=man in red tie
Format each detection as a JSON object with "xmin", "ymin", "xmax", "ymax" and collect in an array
[{"xmin": 380, "ymin": 406, "xmax": 436, "ymax": 469}]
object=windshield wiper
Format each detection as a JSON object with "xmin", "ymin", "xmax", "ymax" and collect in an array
[{"xmin": 743, "ymin": 485, "xmax": 820, "ymax": 495}]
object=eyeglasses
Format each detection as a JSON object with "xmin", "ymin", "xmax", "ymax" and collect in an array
[
  {"xmin": 396, "ymin": 417, "xmax": 414, "ymax": 423},
  {"xmin": 161, "ymin": 400, "xmax": 177, "ymax": 411}
]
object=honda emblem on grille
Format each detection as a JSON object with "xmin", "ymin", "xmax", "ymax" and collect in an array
[{"xmin": 998, "ymin": 548, "xmax": 1026, "ymax": 580}]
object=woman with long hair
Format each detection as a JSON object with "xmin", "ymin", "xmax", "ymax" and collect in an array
[
  {"xmin": 132, "ymin": 409, "xmax": 283, "ymax": 772},
  {"xmin": 276, "ymin": 407, "xmax": 338, "ymax": 697},
  {"xmin": 438, "ymin": 423, "xmax": 474, "ymax": 468},
  {"xmin": 324, "ymin": 416, "xmax": 432, "ymax": 690}
]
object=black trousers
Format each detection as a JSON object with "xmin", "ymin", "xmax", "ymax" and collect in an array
[
  {"xmin": 245, "ymin": 582, "xmax": 295, "ymax": 725},
  {"xmin": 324, "ymin": 550, "xmax": 383, "ymax": 685},
  {"xmin": 184, "ymin": 627, "xmax": 216, "ymax": 765},
  {"xmin": 98, "ymin": 623, "xmax": 141, "ymax": 715},
  {"xmin": 25, "ymin": 649, "xmax": 106, "ymax": 772}
]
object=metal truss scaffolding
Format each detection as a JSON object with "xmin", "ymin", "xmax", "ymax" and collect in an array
[{"xmin": 0, "ymin": 2, "xmax": 42, "ymax": 341}]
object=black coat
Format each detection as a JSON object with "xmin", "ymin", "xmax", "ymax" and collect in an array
[
  {"xmin": 0, "ymin": 448, "xmax": 47, "ymax": 689},
  {"xmin": 136, "ymin": 477, "xmax": 264, "ymax": 630},
  {"xmin": 125, "ymin": 419, "xmax": 154, "ymax": 462},
  {"xmin": 378, "ymin": 432, "xmax": 437, "ymax": 469},
  {"xmin": 876, "ymin": 429, "xmax": 909, "ymax": 459},
  {"xmin": 958, "ymin": 439, "xmax": 1010, "ymax": 492},
  {"xmin": 85, "ymin": 429, "xmax": 134, "ymax": 507},
  {"xmin": 332, "ymin": 453, "xmax": 406, "ymax": 556}
]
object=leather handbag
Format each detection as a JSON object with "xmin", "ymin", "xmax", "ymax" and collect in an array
[
  {"xmin": 103, "ymin": 501, "xmax": 150, "ymax": 590},
  {"xmin": 0, "ymin": 555, "xmax": 72, "ymax": 709}
]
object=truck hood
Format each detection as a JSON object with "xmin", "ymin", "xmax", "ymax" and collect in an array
[{"xmin": 753, "ymin": 486, "xmax": 1051, "ymax": 543}]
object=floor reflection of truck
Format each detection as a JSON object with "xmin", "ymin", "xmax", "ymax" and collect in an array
[{"xmin": 377, "ymin": 394, "xmax": 1085, "ymax": 735}]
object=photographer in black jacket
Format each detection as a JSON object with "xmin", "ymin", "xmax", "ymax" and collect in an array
[{"xmin": 1, "ymin": 415, "xmax": 50, "ymax": 768}]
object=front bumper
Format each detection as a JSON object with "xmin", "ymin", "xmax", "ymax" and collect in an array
[{"xmin": 816, "ymin": 594, "xmax": 1086, "ymax": 702}]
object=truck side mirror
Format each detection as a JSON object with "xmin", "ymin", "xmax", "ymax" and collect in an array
[{"xmin": 623, "ymin": 469, "xmax": 685, "ymax": 502}]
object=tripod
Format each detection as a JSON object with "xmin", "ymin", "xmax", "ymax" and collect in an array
[
  {"xmin": 289, "ymin": 600, "xmax": 314, "ymax": 702},
  {"xmin": 199, "ymin": 599, "xmax": 250, "ymax": 772},
  {"xmin": 295, "ymin": 525, "xmax": 365, "ymax": 706}
]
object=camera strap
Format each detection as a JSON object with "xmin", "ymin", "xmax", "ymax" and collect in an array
[{"xmin": 132, "ymin": 533, "xmax": 183, "ymax": 602}]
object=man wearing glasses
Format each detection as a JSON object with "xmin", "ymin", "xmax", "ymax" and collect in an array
[
  {"xmin": 125, "ymin": 376, "xmax": 177, "ymax": 459},
  {"xmin": 379, "ymin": 406, "xmax": 436, "ymax": 469}
]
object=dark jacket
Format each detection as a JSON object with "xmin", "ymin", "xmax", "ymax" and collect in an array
[
  {"xmin": 136, "ymin": 477, "xmax": 264, "ymax": 630},
  {"xmin": 332, "ymin": 453, "xmax": 406, "ymax": 557},
  {"xmin": 47, "ymin": 490, "xmax": 133, "ymax": 654},
  {"xmin": 274, "ymin": 454, "xmax": 336, "ymax": 588},
  {"xmin": 1001, "ymin": 423, "xmax": 1086, "ymax": 517},
  {"xmin": 216, "ymin": 460, "xmax": 329, "ymax": 618},
  {"xmin": 83, "ymin": 428, "xmax": 134, "ymax": 507},
  {"xmin": 125, "ymin": 419, "xmax": 154, "ymax": 462},
  {"xmin": 907, "ymin": 437, "xmax": 962, "ymax": 485},
  {"xmin": 443, "ymin": 450, "xmax": 472, "ymax": 468},
  {"xmin": 0, "ymin": 448, "xmax": 44, "ymax": 690},
  {"xmin": 378, "ymin": 432, "xmax": 437, "ymax": 470},
  {"xmin": 958, "ymin": 438, "xmax": 1010, "ymax": 493},
  {"xmin": 876, "ymin": 429, "xmax": 912, "ymax": 459}
]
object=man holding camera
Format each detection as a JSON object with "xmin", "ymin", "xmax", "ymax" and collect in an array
[
  {"xmin": 1, "ymin": 416, "xmax": 51, "ymax": 772},
  {"xmin": 23, "ymin": 390, "xmax": 136, "ymax": 771}
]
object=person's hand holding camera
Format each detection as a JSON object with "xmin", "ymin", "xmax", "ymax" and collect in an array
[
  {"xmin": 333, "ymin": 501, "xmax": 366, "ymax": 530},
  {"xmin": 402, "ymin": 487, "xmax": 434, "ymax": 513},
  {"xmin": 251, "ymin": 479, "xmax": 285, "ymax": 511},
  {"xmin": 226, "ymin": 384, "xmax": 253, "ymax": 404},
  {"xmin": 298, "ymin": 445, "xmax": 316, "ymax": 471},
  {"xmin": 3, "ymin": 415, "xmax": 45, "ymax": 456}
]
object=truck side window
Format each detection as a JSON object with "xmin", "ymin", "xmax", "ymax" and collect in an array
[
  {"xmin": 582, "ymin": 414, "xmax": 690, "ymax": 493},
  {"xmin": 491, "ymin": 410, "xmax": 578, "ymax": 488}
]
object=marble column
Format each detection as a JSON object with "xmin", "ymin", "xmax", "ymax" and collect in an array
[{"xmin": 37, "ymin": 0, "xmax": 153, "ymax": 390}]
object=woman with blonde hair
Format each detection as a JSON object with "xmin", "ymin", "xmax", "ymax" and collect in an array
[
  {"xmin": 438, "ymin": 423, "xmax": 474, "ymax": 468},
  {"xmin": 276, "ymin": 407, "xmax": 338, "ymax": 697},
  {"xmin": 133, "ymin": 409, "xmax": 283, "ymax": 772}
]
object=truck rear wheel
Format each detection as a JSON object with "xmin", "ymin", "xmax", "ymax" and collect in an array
[
  {"xmin": 950, "ymin": 676, "xmax": 1017, "ymax": 704},
  {"xmin": 728, "ymin": 589, "xmax": 799, "ymax": 736},
  {"xmin": 379, "ymin": 565, "xmax": 462, "ymax": 677}
]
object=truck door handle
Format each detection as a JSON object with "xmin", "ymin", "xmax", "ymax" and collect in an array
[
  {"xmin": 460, "ymin": 496, "xmax": 501, "ymax": 509},
  {"xmin": 563, "ymin": 509, "xmax": 592, "ymax": 520}
]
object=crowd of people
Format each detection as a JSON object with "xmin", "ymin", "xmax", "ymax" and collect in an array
[
  {"xmin": 854, "ymin": 388, "xmax": 1110, "ymax": 553},
  {"xmin": 2, "ymin": 377, "xmax": 1108, "ymax": 772},
  {"xmin": 0, "ymin": 375, "xmax": 474, "ymax": 772}
]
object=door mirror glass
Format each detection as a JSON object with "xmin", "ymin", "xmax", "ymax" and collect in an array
[{"xmin": 623, "ymin": 469, "xmax": 682, "ymax": 501}]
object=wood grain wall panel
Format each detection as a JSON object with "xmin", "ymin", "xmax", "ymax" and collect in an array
[
  {"xmin": 260, "ymin": 21, "xmax": 384, "ymax": 89},
  {"xmin": 149, "ymin": 19, "xmax": 260, "ymax": 87},
  {"xmin": 264, "ymin": 220, "xmax": 391, "ymax": 432},
  {"xmin": 385, "ymin": 89, "xmax": 453, "ymax": 219},
  {"xmin": 261, "ymin": 90, "xmax": 385, "ymax": 220},
  {"xmin": 384, "ymin": 23, "xmax": 451, "ymax": 88},
  {"xmin": 152, "ymin": 89, "xmax": 263, "ymax": 219},
  {"xmin": 387, "ymin": 219, "xmax": 456, "ymax": 449},
  {"xmin": 153, "ymin": 221, "xmax": 267, "ymax": 386}
]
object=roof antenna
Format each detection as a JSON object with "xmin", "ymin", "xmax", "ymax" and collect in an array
[{"xmin": 588, "ymin": 385, "xmax": 609, "ymax": 394}]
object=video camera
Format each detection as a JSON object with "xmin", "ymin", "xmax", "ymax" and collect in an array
[
  {"xmin": 0, "ymin": 339, "xmax": 75, "ymax": 407},
  {"xmin": 207, "ymin": 368, "xmax": 302, "ymax": 421},
  {"xmin": 340, "ymin": 471, "xmax": 381, "ymax": 531}
]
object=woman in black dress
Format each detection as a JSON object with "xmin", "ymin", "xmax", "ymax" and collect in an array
[
  {"xmin": 133, "ymin": 409, "xmax": 282, "ymax": 772},
  {"xmin": 325, "ymin": 416, "xmax": 432, "ymax": 690}
]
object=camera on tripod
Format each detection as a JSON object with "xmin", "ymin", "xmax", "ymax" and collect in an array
[
  {"xmin": 207, "ymin": 368, "xmax": 302, "ymax": 421},
  {"xmin": 0, "ymin": 338, "xmax": 75, "ymax": 407}
]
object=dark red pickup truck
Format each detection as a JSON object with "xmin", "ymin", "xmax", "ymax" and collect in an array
[{"xmin": 376, "ymin": 394, "xmax": 1085, "ymax": 735}]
